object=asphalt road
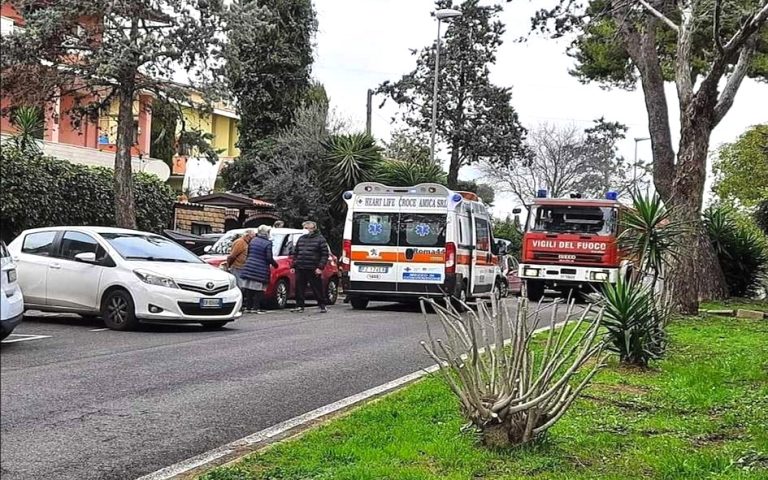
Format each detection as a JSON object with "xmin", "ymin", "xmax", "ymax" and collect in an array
[{"xmin": 1, "ymin": 298, "xmax": 572, "ymax": 480}]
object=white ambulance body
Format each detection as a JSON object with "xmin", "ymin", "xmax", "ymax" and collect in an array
[{"xmin": 340, "ymin": 182, "xmax": 502, "ymax": 309}]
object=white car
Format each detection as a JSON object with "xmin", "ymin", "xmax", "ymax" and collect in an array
[
  {"xmin": 7, "ymin": 227, "xmax": 242, "ymax": 331},
  {"xmin": 1, "ymin": 241, "xmax": 24, "ymax": 340}
]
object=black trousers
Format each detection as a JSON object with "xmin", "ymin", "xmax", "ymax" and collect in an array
[
  {"xmin": 295, "ymin": 269, "xmax": 325, "ymax": 308},
  {"xmin": 242, "ymin": 289, "xmax": 264, "ymax": 310}
]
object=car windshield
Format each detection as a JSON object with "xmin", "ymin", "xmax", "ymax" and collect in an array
[
  {"xmin": 100, "ymin": 232, "xmax": 203, "ymax": 263},
  {"xmin": 529, "ymin": 205, "xmax": 618, "ymax": 235},
  {"xmin": 209, "ymin": 232, "xmax": 287, "ymax": 257}
]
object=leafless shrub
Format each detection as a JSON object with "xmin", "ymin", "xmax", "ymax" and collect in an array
[{"xmin": 420, "ymin": 296, "xmax": 606, "ymax": 448}]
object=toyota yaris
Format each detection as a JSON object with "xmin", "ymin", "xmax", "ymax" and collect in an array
[{"xmin": 8, "ymin": 227, "xmax": 242, "ymax": 331}]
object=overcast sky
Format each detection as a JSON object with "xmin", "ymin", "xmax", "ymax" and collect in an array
[{"xmin": 311, "ymin": 0, "xmax": 767, "ymax": 217}]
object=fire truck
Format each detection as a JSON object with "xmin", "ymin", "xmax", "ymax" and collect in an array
[{"xmin": 514, "ymin": 190, "xmax": 631, "ymax": 301}]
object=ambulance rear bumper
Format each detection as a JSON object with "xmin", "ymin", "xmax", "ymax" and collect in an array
[{"xmin": 341, "ymin": 273, "xmax": 462, "ymax": 300}]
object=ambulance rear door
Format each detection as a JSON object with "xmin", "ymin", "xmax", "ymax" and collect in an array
[
  {"xmin": 348, "ymin": 200, "xmax": 400, "ymax": 292},
  {"xmin": 396, "ymin": 204, "xmax": 448, "ymax": 295}
]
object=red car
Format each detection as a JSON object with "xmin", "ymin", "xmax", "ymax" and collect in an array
[
  {"xmin": 501, "ymin": 256, "xmax": 523, "ymax": 297},
  {"xmin": 201, "ymin": 228, "xmax": 340, "ymax": 309}
]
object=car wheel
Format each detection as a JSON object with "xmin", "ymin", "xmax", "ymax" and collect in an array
[
  {"xmin": 201, "ymin": 321, "xmax": 228, "ymax": 330},
  {"xmin": 349, "ymin": 297, "xmax": 369, "ymax": 310},
  {"xmin": 498, "ymin": 279, "xmax": 509, "ymax": 298},
  {"xmin": 526, "ymin": 280, "xmax": 545, "ymax": 302},
  {"xmin": 326, "ymin": 278, "xmax": 339, "ymax": 305},
  {"xmin": 451, "ymin": 284, "xmax": 469, "ymax": 312},
  {"xmin": 101, "ymin": 289, "xmax": 139, "ymax": 331},
  {"xmin": 274, "ymin": 279, "xmax": 289, "ymax": 310}
]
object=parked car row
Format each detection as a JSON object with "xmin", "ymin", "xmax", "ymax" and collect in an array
[{"xmin": 2, "ymin": 225, "xmax": 518, "ymax": 336}]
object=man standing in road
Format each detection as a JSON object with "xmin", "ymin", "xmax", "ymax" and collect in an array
[{"xmin": 290, "ymin": 221, "xmax": 329, "ymax": 313}]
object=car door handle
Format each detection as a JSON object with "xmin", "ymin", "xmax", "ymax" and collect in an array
[{"xmin": 49, "ymin": 263, "xmax": 61, "ymax": 270}]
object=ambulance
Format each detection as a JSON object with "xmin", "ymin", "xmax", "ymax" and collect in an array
[{"xmin": 339, "ymin": 182, "xmax": 504, "ymax": 309}]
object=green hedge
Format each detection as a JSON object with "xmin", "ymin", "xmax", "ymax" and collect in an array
[{"xmin": 0, "ymin": 146, "xmax": 176, "ymax": 242}]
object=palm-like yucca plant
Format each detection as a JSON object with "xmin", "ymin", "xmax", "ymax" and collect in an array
[
  {"xmin": 6, "ymin": 106, "xmax": 44, "ymax": 156},
  {"xmin": 619, "ymin": 191, "xmax": 686, "ymax": 290},
  {"xmin": 374, "ymin": 158, "xmax": 447, "ymax": 186},
  {"xmin": 704, "ymin": 205, "xmax": 768, "ymax": 297},
  {"xmin": 599, "ymin": 276, "xmax": 670, "ymax": 367},
  {"xmin": 321, "ymin": 132, "xmax": 383, "ymax": 203}
]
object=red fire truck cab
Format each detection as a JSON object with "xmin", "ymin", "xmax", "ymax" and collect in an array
[{"xmin": 515, "ymin": 191, "xmax": 631, "ymax": 301}]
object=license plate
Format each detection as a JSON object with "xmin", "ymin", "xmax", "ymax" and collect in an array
[
  {"xmin": 359, "ymin": 265, "xmax": 388, "ymax": 273},
  {"xmin": 199, "ymin": 298, "xmax": 223, "ymax": 309}
]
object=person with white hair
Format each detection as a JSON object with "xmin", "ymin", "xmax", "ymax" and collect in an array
[
  {"xmin": 240, "ymin": 225, "xmax": 278, "ymax": 314},
  {"xmin": 290, "ymin": 220, "xmax": 329, "ymax": 313}
]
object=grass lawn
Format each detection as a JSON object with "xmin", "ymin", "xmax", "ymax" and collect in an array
[{"xmin": 200, "ymin": 314, "xmax": 768, "ymax": 480}]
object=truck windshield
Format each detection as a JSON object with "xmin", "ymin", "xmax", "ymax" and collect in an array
[{"xmin": 528, "ymin": 205, "xmax": 617, "ymax": 235}]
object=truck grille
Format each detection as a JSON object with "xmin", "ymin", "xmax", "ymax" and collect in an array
[{"xmin": 533, "ymin": 252, "xmax": 604, "ymax": 264}]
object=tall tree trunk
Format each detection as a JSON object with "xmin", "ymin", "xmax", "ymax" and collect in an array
[
  {"xmin": 669, "ymin": 111, "xmax": 728, "ymax": 314},
  {"xmin": 115, "ymin": 86, "xmax": 138, "ymax": 229},
  {"xmin": 448, "ymin": 146, "xmax": 461, "ymax": 189}
]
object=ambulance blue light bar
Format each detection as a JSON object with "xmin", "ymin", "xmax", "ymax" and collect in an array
[
  {"xmin": 452, "ymin": 193, "xmax": 463, "ymax": 202},
  {"xmin": 343, "ymin": 191, "xmax": 353, "ymax": 200},
  {"xmin": 536, "ymin": 189, "xmax": 548, "ymax": 198},
  {"xmin": 606, "ymin": 191, "xmax": 618, "ymax": 200}
]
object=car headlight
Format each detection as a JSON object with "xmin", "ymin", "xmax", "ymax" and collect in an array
[
  {"xmin": 134, "ymin": 270, "xmax": 179, "ymax": 289},
  {"xmin": 524, "ymin": 268, "xmax": 540, "ymax": 277},
  {"xmin": 228, "ymin": 275, "xmax": 236, "ymax": 290}
]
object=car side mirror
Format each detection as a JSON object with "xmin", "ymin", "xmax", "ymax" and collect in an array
[
  {"xmin": 203, "ymin": 245, "xmax": 212, "ymax": 253},
  {"xmin": 74, "ymin": 252, "xmax": 97, "ymax": 264},
  {"xmin": 512, "ymin": 207, "xmax": 522, "ymax": 214},
  {"xmin": 498, "ymin": 245, "xmax": 508, "ymax": 255}
]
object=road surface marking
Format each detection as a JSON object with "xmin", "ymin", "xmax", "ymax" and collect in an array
[
  {"xmin": 1, "ymin": 334, "xmax": 51, "ymax": 344},
  {"xmin": 89, "ymin": 328, "xmax": 109, "ymax": 332},
  {"xmin": 136, "ymin": 319, "xmax": 568, "ymax": 480}
]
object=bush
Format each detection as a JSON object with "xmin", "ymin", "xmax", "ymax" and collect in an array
[
  {"xmin": 599, "ymin": 276, "xmax": 670, "ymax": 367},
  {"xmin": 0, "ymin": 147, "xmax": 176, "ymax": 242},
  {"xmin": 704, "ymin": 205, "xmax": 768, "ymax": 298}
]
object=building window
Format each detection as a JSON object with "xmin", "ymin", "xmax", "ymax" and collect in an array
[{"xmin": 191, "ymin": 222, "xmax": 212, "ymax": 235}]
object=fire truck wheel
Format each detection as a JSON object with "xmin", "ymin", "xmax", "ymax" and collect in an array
[{"xmin": 526, "ymin": 280, "xmax": 545, "ymax": 302}]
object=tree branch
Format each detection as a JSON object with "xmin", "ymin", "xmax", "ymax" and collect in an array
[
  {"xmin": 713, "ymin": 36, "xmax": 758, "ymax": 126},
  {"xmin": 713, "ymin": 0, "xmax": 724, "ymax": 54},
  {"xmin": 676, "ymin": 4, "xmax": 695, "ymax": 108},
  {"xmin": 637, "ymin": 0, "xmax": 680, "ymax": 33}
]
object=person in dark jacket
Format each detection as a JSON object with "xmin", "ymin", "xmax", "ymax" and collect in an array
[
  {"xmin": 240, "ymin": 225, "xmax": 278, "ymax": 314},
  {"xmin": 290, "ymin": 221, "xmax": 329, "ymax": 313}
]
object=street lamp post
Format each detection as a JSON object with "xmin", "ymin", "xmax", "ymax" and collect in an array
[
  {"xmin": 633, "ymin": 137, "xmax": 651, "ymax": 186},
  {"xmin": 430, "ymin": 8, "xmax": 462, "ymax": 165}
]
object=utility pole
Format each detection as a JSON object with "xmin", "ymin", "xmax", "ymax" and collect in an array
[{"xmin": 366, "ymin": 89, "xmax": 373, "ymax": 136}]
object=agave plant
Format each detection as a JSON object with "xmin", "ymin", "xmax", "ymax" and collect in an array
[
  {"xmin": 322, "ymin": 132, "xmax": 383, "ymax": 202},
  {"xmin": 420, "ymin": 296, "xmax": 605, "ymax": 448},
  {"xmin": 374, "ymin": 158, "xmax": 447, "ymax": 186},
  {"xmin": 599, "ymin": 275, "xmax": 670, "ymax": 367},
  {"xmin": 619, "ymin": 191, "xmax": 686, "ymax": 290},
  {"xmin": 5, "ymin": 106, "xmax": 44, "ymax": 156},
  {"xmin": 704, "ymin": 205, "xmax": 768, "ymax": 297}
]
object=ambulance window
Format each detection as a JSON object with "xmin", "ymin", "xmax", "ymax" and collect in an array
[
  {"xmin": 460, "ymin": 216, "xmax": 471, "ymax": 246},
  {"xmin": 352, "ymin": 213, "xmax": 396, "ymax": 246},
  {"xmin": 475, "ymin": 219, "xmax": 491, "ymax": 251},
  {"xmin": 400, "ymin": 213, "xmax": 446, "ymax": 247}
]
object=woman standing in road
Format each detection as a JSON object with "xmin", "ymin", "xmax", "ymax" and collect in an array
[
  {"xmin": 226, "ymin": 230, "xmax": 255, "ymax": 289},
  {"xmin": 240, "ymin": 225, "xmax": 278, "ymax": 314}
]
